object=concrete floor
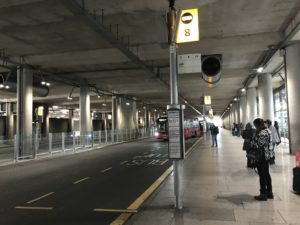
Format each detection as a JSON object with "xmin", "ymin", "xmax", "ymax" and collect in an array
[{"xmin": 127, "ymin": 129, "xmax": 300, "ymax": 225}]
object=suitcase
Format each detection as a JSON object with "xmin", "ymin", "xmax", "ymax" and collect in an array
[{"xmin": 293, "ymin": 167, "xmax": 300, "ymax": 193}]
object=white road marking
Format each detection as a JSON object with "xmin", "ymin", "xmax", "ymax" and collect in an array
[
  {"xmin": 27, "ymin": 192, "xmax": 55, "ymax": 204},
  {"xmin": 120, "ymin": 161, "xmax": 128, "ymax": 165},
  {"xmin": 15, "ymin": 206, "xmax": 53, "ymax": 210},
  {"xmin": 101, "ymin": 167, "xmax": 112, "ymax": 173},
  {"xmin": 73, "ymin": 177, "xmax": 89, "ymax": 184}
]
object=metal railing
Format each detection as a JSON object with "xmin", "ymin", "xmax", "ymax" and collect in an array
[{"xmin": 0, "ymin": 128, "xmax": 154, "ymax": 164}]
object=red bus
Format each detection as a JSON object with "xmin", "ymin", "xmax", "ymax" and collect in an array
[{"xmin": 155, "ymin": 116, "xmax": 201, "ymax": 140}]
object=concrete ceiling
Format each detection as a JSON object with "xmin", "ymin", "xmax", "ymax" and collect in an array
[{"xmin": 0, "ymin": 0, "xmax": 299, "ymax": 116}]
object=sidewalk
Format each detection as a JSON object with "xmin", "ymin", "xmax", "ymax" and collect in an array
[{"xmin": 127, "ymin": 129, "xmax": 300, "ymax": 225}]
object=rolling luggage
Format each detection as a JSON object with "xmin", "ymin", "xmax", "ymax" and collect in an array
[{"xmin": 293, "ymin": 167, "xmax": 300, "ymax": 193}]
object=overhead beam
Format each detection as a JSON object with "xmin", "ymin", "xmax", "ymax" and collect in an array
[{"xmin": 61, "ymin": 0, "xmax": 202, "ymax": 115}]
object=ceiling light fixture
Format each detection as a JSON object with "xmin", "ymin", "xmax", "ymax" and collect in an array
[
  {"xmin": 257, "ymin": 67, "xmax": 264, "ymax": 73},
  {"xmin": 67, "ymin": 87, "xmax": 75, "ymax": 100},
  {"xmin": 241, "ymin": 88, "xmax": 246, "ymax": 92},
  {"xmin": 0, "ymin": 84, "xmax": 4, "ymax": 88}
]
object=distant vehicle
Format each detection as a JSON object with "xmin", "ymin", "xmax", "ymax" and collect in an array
[{"xmin": 155, "ymin": 116, "xmax": 201, "ymax": 140}]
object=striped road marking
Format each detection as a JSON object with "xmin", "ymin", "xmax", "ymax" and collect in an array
[
  {"xmin": 73, "ymin": 177, "xmax": 89, "ymax": 184},
  {"xmin": 27, "ymin": 192, "xmax": 55, "ymax": 204}
]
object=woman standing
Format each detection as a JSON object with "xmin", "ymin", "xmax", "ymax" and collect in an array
[
  {"xmin": 251, "ymin": 118, "xmax": 274, "ymax": 201},
  {"xmin": 242, "ymin": 123, "xmax": 256, "ymax": 168}
]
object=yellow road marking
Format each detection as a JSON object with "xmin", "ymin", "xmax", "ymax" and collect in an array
[
  {"xmin": 185, "ymin": 137, "xmax": 203, "ymax": 157},
  {"xmin": 73, "ymin": 177, "xmax": 89, "ymax": 184},
  {"xmin": 15, "ymin": 206, "xmax": 53, "ymax": 210},
  {"xmin": 110, "ymin": 137, "xmax": 202, "ymax": 225},
  {"xmin": 26, "ymin": 192, "xmax": 55, "ymax": 204},
  {"xmin": 93, "ymin": 208, "xmax": 137, "ymax": 213},
  {"xmin": 101, "ymin": 167, "xmax": 112, "ymax": 173},
  {"xmin": 110, "ymin": 213, "xmax": 131, "ymax": 225}
]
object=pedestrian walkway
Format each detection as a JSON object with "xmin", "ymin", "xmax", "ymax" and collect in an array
[{"xmin": 127, "ymin": 129, "xmax": 300, "ymax": 225}]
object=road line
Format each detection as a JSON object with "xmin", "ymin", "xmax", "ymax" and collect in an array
[
  {"xmin": 185, "ymin": 137, "xmax": 203, "ymax": 157},
  {"xmin": 110, "ymin": 166, "xmax": 173, "ymax": 225},
  {"xmin": 73, "ymin": 177, "xmax": 89, "ymax": 184},
  {"xmin": 110, "ymin": 137, "xmax": 202, "ymax": 225},
  {"xmin": 120, "ymin": 160, "xmax": 128, "ymax": 165},
  {"xmin": 94, "ymin": 208, "xmax": 137, "ymax": 213},
  {"xmin": 15, "ymin": 206, "xmax": 53, "ymax": 210},
  {"xmin": 26, "ymin": 192, "xmax": 55, "ymax": 204},
  {"xmin": 101, "ymin": 167, "xmax": 112, "ymax": 173}
]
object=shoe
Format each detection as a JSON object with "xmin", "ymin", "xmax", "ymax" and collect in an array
[
  {"xmin": 266, "ymin": 192, "xmax": 274, "ymax": 199},
  {"xmin": 254, "ymin": 194, "xmax": 267, "ymax": 201}
]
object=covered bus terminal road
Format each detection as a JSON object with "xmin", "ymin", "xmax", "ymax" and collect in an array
[{"xmin": 1, "ymin": 0, "xmax": 300, "ymax": 224}]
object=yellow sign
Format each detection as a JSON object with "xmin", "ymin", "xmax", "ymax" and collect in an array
[
  {"xmin": 204, "ymin": 96, "xmax": 211, "ymax": 105},
  {"xmin": 37, "ymin": 106, "xmax": 44, "ymax": 116},
  {"xmin": 176, "ymin": 8, "xmax": 199, "ymax": 44}
]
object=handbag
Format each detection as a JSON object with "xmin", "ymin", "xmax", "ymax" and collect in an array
[{"xmin": 247, "ymin": 148, "xmax": 263, "ymax": 168}]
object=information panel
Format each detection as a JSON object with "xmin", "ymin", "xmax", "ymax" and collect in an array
[{"xmin": 167, "ymin": 106, "xmax": 185, "ymax": 159}]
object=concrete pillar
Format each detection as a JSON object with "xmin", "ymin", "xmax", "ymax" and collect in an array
[
  {"xmin": 285, "ymin": 42, "xmax": 300, "ymax": 154},
  {"xmin": 16, "ymin": 67, "xmax": 33, "ymax": 158},
  {"xmin": 112, "ymin": 96, "xmax": 118, "ymax": 130},
  {"xmin": 40, "ymin": 106, "xmax": 49, "ymax": 135},
  {"xmin": 240, "ymin": 95, "xmax": 247, "ymax": 126},
  {"xmin": 112, "ymin": 96, "xmax": 138, "ymax": 130},
  {"xmin": 246, "ymin": 87, "xmax": 257, "ymax": 125},
  {"xmin": 145, "ymin": 105, "xmax": 150, "ymax": 129},
  {"xmin": 257, "ymin": 74, "xmax": 274, "ymax": 121},
  {"xmin": 235, "ymin": 101, "xmax": 240, "ymax": 123},
  {"xmin": 79, "ymin": 86, "xmax": 91, "ymax": 134},
  {"xmin": 68, "ymin": 109, "xmax": 73, "ymax": 132},
  {"xmin": 6, "ymin": 102, "xmax": 14, "ymax": 139}
]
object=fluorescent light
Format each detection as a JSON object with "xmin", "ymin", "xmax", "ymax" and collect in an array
[
  {"xmin": 67, "ymin": 96, "xmax": 73, "ymax": 100},
  {"xmin": 234, "ymin": 97, "xmax": 237, "ymax": 101},
  {"xmin": 257, "ymin": 67, "xmax": 264, "ymax": 73},
  {"xmin": 97, "ymin": 95, "xmax": 101, "ymax": 98},
  {"xmin": 126, "ymin": 102, "xmax": 130, "ymax": 106},
  {"xmin": 102, "ymin": 103, "xmax": 107, "ymax": 106},
  {"xmin": 5, "ymin": 85, "xmax": 10, "ymax": 89},
  {"xmin": 0, "ymin": 84, "xmax": 4, "ymax": 88},
  {"xmin": 241, "ymin": 88, "xmax": 246, "ymax": 92},
  {"xmin": 41, "ymin": 81, "xmax": 46, "ymax": 85},
  {"xmin": 46, "ymin": 82, "xmax": 51, "ymax": 86}
]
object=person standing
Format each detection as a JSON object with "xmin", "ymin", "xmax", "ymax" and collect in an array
[
  {"xmin": 274, "ymin": 121, "xmax": 281, "ymax": 145},
  {"xmin": 210, "ymin": 124, "xmax": 219, "ymax": 147},
  {"xmin": 251, "ymin": 118, "xmax": 274, "ymax": 201},
  {"xmin": 242, "ymin": 123, "xmax": 256, "ymax": 168},
  {"xmin": 265, "ymin": 120, "xmax": 280, "ymax": 165}
]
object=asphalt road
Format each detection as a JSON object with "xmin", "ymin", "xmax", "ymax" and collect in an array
[{"xmin": 0, "ymin": 137, "xmax": 199, "ymax": 225}]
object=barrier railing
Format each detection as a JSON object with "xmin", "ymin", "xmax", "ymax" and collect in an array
[{"xmin": 0, "ymin": 128, "xmax": 154, "ymax": 164}]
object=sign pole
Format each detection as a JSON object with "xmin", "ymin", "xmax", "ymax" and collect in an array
[{"xmin": 168, "ymin": 5, "xmax": 184, "ymax": 209}]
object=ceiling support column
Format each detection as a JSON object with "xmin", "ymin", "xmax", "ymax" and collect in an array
[
  {"xmin": 144, "ymin": 105, "xmax": 150, "ymax": 129},
  {"xmin": 16, "ymin": 67, "xmax": 33, "ymax": 158},
  {"xmin": 239, "ymin": 95, "xmax": 247, "ymax": 126},
  {"xmin": 80, "ymin": 86, "xmax": 91, "ymax": 134},
  {"xmin": 246, "ymin": 87, "xmax": 257, "ymax": 125},
  {"xmin": 258, "ymin": 73, "xmax": 274, "ymax": 122},
  {"xmin": 6, "ymin": 102, "xmax": 14, "ymax": 139},
  {"xmin": 285, "ymin": 42, "xmax": 300, "ymax": 154}
]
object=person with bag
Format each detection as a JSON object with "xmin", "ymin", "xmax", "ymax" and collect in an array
[
  {"xmin": 242, "ymin": 123, "xmax": 256, "ymax": 168},
  {"xmin": 250, "ymin": 118, "xmax": 274, "ymax": 201},
  {"xmin": 210, "ymin": 124, "xmax": 219, "ymax": 147}
]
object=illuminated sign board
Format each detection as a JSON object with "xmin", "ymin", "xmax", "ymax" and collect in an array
[
  {"xmin": 204, "ymin": 96, "xmax": 211, "ymax": 105},
  {"xmin": 176, "ymin": 8, "xmax": 199, "ymax": 44}
]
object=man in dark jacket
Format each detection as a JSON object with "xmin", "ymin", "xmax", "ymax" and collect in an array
[{"xmin": 210, "ymin": 124, "xmax": 219, "ymax": 147}]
